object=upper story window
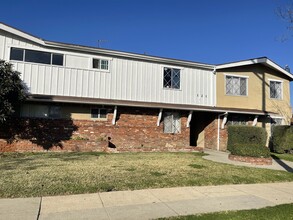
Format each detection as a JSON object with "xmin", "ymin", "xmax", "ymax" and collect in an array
[
  {"xmin": 270, "ymin": 80, "xmax": 282, "ymax": 99},
  {"xmin": 91, "ymin": 108, "xmax": 107, "ymax": 119},
  {"xmin": 163, "ymin": 67, "xmax": 180, "ymax": 89},
  {"xmin": 163, "ymin": 112, "xmax": 181, "ymax": 134},
  {"xmin": 10, "ymin": 47, "xmax": 64, "ymax": 66},
  {"xmin": 93, "ymin": 58, "xmax": 109, "ymax": 70},
  {"xmin": 225, "ymin": 75, "xmax": 247, "ymax": 96}
]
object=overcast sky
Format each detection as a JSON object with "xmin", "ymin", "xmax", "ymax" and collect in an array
[{"xmin": 1, "ymin": 0, "xmax": 293, "ymax": 105}]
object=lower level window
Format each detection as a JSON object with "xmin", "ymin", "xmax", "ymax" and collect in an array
[
  {"xmin": 227, "ymin": 115, "xmax": 248, "ymax": 126},
  {"xmin": 91, "ymin": 108, "xmax": 107, "ymax": 119},
  {"xmin": 163, "ymin": 112, "xmax": 181, "ymax": 133},
  {"xmin": 21, "ymin": 104, "xmax": 61, "ymax": 119}
]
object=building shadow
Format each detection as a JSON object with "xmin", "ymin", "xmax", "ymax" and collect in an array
[
  {"xmin": 0, "ymin": 117, "xmax": 78, "ymax": 150},
  {"xmin": 271, "ymin": 154, "xmax": 293, "ymax": 173}
]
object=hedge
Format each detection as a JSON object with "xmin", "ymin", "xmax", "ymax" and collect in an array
[
  {"xmin": 227, "ymin": 126, "xmax": 270, "ymax": 158},
  {"xmin": 231, "ymin": 144, "xmax": 271, "ymax": 158},
  {"xmin": 272, "ymin": 125, "xmax": 293, "ymax": 153}
]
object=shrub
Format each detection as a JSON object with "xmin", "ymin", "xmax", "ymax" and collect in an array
[
  {"xmin": 231, "ymin": 144, "xmax": 271, "ymax": 158},
  {"xmin": 272, "ymin": 125, "xmax": 293, "ymax": 153},
  {"xmin": 227, "ymin": 126, "xmax": 269, "ymax": 158}
]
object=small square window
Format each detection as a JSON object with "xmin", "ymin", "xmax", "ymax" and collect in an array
[
  {"xmin": 93, "ymin": 59, "xmax": 109, "ymax": 70},
  {"xmin": 10, "ymin": 47, "xmax": 24, "ymax": 61},
  {"xmin": 163, "ymin": 67, "xmax": 180, "ymax": 89},
  {"xmin": 52, "ymin": 53, "xmax": 64, "ymax": 66},
  {"xmin": 91, "ymin": 108, "xmax": 107, "ymax": 119}
]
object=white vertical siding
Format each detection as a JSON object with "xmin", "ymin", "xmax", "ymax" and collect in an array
[{"xmin": 1, "ymin": 30, "xmax": 215, "ymax": 107}]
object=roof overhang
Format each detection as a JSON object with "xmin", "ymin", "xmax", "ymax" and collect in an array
[
  {"xmin": 44, "ymin": 40, "xmax": 214, "ymax": 69},
  {"xmin": 216, "ymin": 57, "xmax": 293, "ymax": 80},
  {"xmin": 27, "ymin": 95, "xmax": 277, "ymax": 116},
  {"xmin": 0, "ymin": 23, "xmax": 45, "ymax": 45},
  {"xmin": 0, "ymin": 22, "xmax": 213, "ymax": 70}
]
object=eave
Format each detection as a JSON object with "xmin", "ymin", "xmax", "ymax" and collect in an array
[{"xmin": 216, "ymin": 57, "xmax": 293, "ymax": 81}]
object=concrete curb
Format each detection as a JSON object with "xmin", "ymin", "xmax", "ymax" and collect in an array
[{"xmin": 0, "ymin": 182, "xmax": 293, "ymax": 220}]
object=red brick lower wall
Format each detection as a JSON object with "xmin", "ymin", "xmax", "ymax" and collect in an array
[
  {"xmin": 204, "ymin": 118, "xmax": 228, "ymax": 151},
  {"xmin": 228, "ymin": 154, "xmax": 272, "ymax": 165},
  {"xmin": 0, "ymin": 107, "xmax": 198, "ymax": 152}
]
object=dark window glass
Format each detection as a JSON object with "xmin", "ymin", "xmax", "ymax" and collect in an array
[
  {"xmin": 93, "ymin": 59, "xmax": 100, "ymax": 69},
  {"xmin": 99, "ymin": 109, "xmax": 107, "ymax": 118},
  {"xmin": 52, "ymin": 53, "xmax": 63, "ymax": 66},
  {"xmin": 91, "ymin": 109, "xmax": 99, "ymax": 118},
  {"xmin": 10, "ymin": 47, "xmax": 24, "ymax": 61},
  {"xmin": 25, "ymin": 49, "xmax": 51, "ymax": 64},
  {"xmin": 91, "ymin": 108, "xmax": 107, "ymax": 119},
  {"xmin": 49, "ymin": 106, "xmax": 61, "ymax": 119},
  {"xmin": 163, "ymin": 67, "xmax": 180, "ymax": 89}
]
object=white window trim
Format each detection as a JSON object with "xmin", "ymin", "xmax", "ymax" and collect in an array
[
  {"xmin": 224, "ymin": 73, "xmax": 249, "ymax": 78},
  {"xmin": 162, "ymin": 65, "xmax": 183, "ymax": 91},
  {"xmin": 224, "ymin": 74, "xmax": 249, "ymax": 97},
  {"xmin": 91, "ymin": 56, "xmax": 112, "ymax": 72},
  {"xmin": 7, "ymin": 45, "xmax": 113, "ymax": 72},
  {"xmin": 8, "ymin": 46, "xmax": 65, "ymax": 67},
  {"xmin": 268, "ymin": 79, "xmax": 283, "ymax": 100},
  {"xmin": 163, "ymin": 112, "xmax": 181, "ymax": 134}
]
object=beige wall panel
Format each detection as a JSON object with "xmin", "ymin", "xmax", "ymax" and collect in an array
[{"xmin": 216, "ymin": 65, "xmax": 292, "ymax": 123}]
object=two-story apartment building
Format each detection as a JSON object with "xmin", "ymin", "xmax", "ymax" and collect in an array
[{"xmin": 0, "ymin": 23, "xmax": 292, "ymax": 152}]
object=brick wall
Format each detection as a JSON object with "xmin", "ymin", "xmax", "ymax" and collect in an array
[
  {"xmin": 0, "ymin": 107, "xmax": 198, "ymax": 152},
  {"xmin": 204, "ymin": 117, "xmax": 228, "ymax": 151}
]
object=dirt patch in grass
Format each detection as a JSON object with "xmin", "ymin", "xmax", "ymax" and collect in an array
[{"xmin": 0, "ymin": 152, "xmax": 293, "ymax": 198}]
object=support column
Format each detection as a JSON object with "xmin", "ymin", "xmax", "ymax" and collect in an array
[
  {"xmin": 112, "ymin": 106, "xmax": 117, "ymax": 125},
  {"xmin": 252, "ymin": 115, "xmax": 258, "ymax": 126},
  {"xmin": 187, "ymin": 111, "xmax": 193, "ymax": 128},
  {"xmin": 157, "ymin": 109, "xmax": 163, "ymax": 126}
]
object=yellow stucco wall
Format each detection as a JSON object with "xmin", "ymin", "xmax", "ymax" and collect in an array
[{"xmin": 216, "ymin": 64, "xmax": 292, "ymax": 124}]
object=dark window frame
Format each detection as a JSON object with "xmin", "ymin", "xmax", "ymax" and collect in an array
[
  {"xmin": 91, "ymin": 108, "xmax": 107, "ymax": 119},
  {"xmin": 93, "ymin": 58, "xmax": 109, "ymax": 70},
  {"xmin": 10, "ymin": 47, "xmax": 64, "ymax": 66}
]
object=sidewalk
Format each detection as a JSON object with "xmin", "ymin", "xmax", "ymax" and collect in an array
[
  {"xmin": 203, "ymin": 149, "xmax": 293, "ymax": 172},
  {"xmin": 1, "ymin": 182, "xmax": 293, "ymax": 220}
]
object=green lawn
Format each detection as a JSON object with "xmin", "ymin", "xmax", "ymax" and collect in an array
[
  {"xmin": 271, "ymin": 153, "xmax": 293, "ymax": 162},
  {"xmin": 0, "ymin": 152, "xmax": 293, "ymax": 198},
  {"xmin": 160, "ymin": 203, "xmax": 293, "ymax": 220}
]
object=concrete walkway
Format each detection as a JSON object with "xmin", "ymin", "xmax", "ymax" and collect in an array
[
  {"xmin": 203, "ymin": 149, "xmax": 293, "ymax": 172},
  {"xmin": 1, "ymin": 182, "xmax": 293, "ymax": 220}
]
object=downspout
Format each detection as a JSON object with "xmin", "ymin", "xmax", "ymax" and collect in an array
[
  {"xmin": 217, "ymin": 112, "xmax": 228, "ymax": 151},
  {"xmin": 112, "ymin": 106, "xmax": 117, "ymax": 125},
  {"xmin": 212, "ymin": 66, "xmax": 217, "ymax": 107}
]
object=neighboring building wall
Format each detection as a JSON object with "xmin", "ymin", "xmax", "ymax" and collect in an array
[
  {"xmin": 216, "ymin": 64, "xmax": 292, "ymax": 124},
  {"xmin": 0, "ymin": 106, "xmax": 197, "ymax": 152}
]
